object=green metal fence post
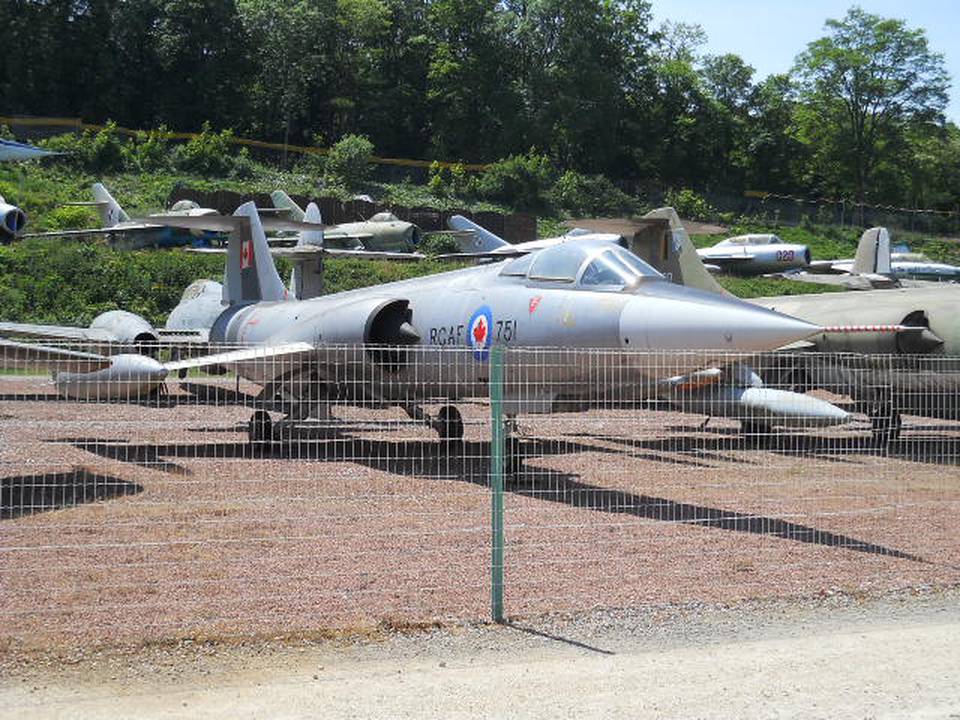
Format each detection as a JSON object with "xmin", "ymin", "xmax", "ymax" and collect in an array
[{"xmin": 489, "ymin": 346, "xmax": 505, "ymax": 623}]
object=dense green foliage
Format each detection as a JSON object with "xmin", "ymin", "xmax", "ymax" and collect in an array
[
  {"xmin": 2, "ymin": 2, "xmax": 957, "ymax": 211},
  {"xmin": 0, "ymin": 238, "xmax": 464, "ymax": 326},
  {"xmin": 322, "ymin": 134, "xmax": 375, "ymax": 190}
]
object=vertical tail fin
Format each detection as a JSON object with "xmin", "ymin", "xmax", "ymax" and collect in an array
[
  {"xmin": 448, "ymin": 215, "xmax": 510, "ymax": 253},
  {"xmin": 270, "ymin": 190, "xmax": 306, "ymax": 222},
  {"xmin": 640, "ymin": 208, "xmax": 729, "ymax": 296},
  {"xmin": 91, "ymin": 183, "xmax": 129, "ymax": 227},
  {"xmin": 290, "ymin": 203, "xmax": 326, "ymax": 300},
  {"xmin": 851, "ymin": 227, "xmax": 891, "ymax": 275},
  {"xmin": 225, "ymin": 202, "xmax": 288, "ymax": 304}
]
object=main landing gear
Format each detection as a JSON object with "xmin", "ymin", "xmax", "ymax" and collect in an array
[
  {"xmin": 404, "ymin": 404, "xmax": 465, "ymax": 442},
  {"xmin": 871, "ymin": 409, "xmax": 902, "ymax": 446},
  {"xmin": 248, "ymin": 409, "xmax": 273, "ymax": 443}
]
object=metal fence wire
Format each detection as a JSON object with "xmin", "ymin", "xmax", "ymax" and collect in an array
[{"xmin": 1, "ymin": 341, "xmax": 958, "ymax": 648}]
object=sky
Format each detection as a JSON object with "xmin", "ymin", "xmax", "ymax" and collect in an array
[{"xmin": 650, "ymin": 0, "xmax": 959, "ymax": 122}]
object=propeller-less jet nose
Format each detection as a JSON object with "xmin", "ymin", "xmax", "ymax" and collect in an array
[
  {"xmin": 620, "ymin": 288, "xmax": 820, "ymax": 352},
  {"xmin": 396, "ymin": 321, "xmax": 421, "ymax": 345}
]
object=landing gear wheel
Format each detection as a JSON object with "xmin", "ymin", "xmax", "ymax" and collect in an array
[
  {"xmin": 504, "ymin": 436, "xmax": 524, "ymax": 483},
  {"xmin": 249, "ymin": 410, "xmax": 273, "ymax": 443},
  {"xmin": 871, "ymin": 411, "xmax": 902, "ymax": 446},
  {"xmin": 740, "ymin": 421, "xmax": 771, "ymax": 445},
  {"xmin": 436, "ymin": 405, "xmax": 464, "ymax": 442}
]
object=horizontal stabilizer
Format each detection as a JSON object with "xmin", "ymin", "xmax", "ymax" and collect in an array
[
  {"xmin": 0, "ymin": 338, "xmax": 110, "ymax": 372},
  {"xmin": 189, "ymin": 246, "xmax": 426, "ymax": 261},
  {"xmin": 0, "ymin": 321, "xmax": 118, "ymax": 343}
]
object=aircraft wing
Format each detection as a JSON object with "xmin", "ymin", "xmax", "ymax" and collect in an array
[
  {"xmin": 0, "ymin": 139, "xmax": 61, "ymax": 161},
  {"xmin": 696, "ymin": 251, "xmax": 758, "ymax": 263},
  {"xmin": 163, "ymin": 342, "xmax": 317, "ymax": 373},
  {"xmin": 323, "ymin": 231, "xmax": 375, "ymax": 242},
  {"xmin": 0, "ymin": 321, "xmax": 119, "ymax": 343},
  {"xmin": 20, "ymin": 223, "xmax": 162, "ymax": 239},
  {"xmin": 806, "ymin": 260, "xmax": 852, "ymax": 275},
  {"xmin": 188, "ymin": 246, "xmax": 427, "ymax": 262},
  {"xmin": 0, "ymin": 338, "xmax": 111, "ymax": 372}
]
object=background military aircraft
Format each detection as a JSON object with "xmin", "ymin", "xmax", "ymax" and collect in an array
[
  {"xmin": 22, "ymin": 183, "xmax": 225, "ymax": 248},
  {"xmin": 448, "ymin": 214, "xmax": 624, "ymax": 256},
  {"xmin": 270, "ymin": 190, "xmax": 422, "ymax": 252},
  {"xmin": 696, "ymin": 234, "xmax": 811, "ymax": 275},
  {"xmin": 805, "ymin": 228, "xmax": 960, "ymax": 284}
]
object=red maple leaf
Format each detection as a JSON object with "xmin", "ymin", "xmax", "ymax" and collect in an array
[{"xmin": 473, "ymin": 317, "xmax": 487, "ymax": 343}]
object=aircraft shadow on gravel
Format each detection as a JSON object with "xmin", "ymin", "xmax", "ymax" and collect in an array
[
  {"xmin": 596, "ymin": 426, "xmax": 960, "ymax": 468},
  {"xmin": 59, "ymin": 430, "xmax": 923, "ymax": 563},
  {"xmin": 1, "ymin": 467, "xmax": 142, "ymax": 519},
  {"xmin": 0, "ymin": 381, "xmax": 259, "ymax": 410}
]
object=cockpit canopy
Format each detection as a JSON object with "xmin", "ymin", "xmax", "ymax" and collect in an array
[
  {"xmin": 500, "ymin": 241, "xmax": 662, "ymax": 288},
  {"xmin": 719, "ymin": 234, "xmax": 782, "ymax": 246}
]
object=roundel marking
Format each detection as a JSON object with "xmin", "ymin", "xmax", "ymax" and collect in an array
[{"xmin": 467, "ymin": 305, "xmax": 493, "ymax": 361}]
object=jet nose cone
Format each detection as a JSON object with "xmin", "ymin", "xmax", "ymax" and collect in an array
[{"xmin": 620, "ymin": 292, "xmax": 819, "ymax": 352}]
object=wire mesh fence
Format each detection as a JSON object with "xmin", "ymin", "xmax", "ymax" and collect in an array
[{"xmin": 1, "ymin": 341, "xmax": 958, "ymax": 649}]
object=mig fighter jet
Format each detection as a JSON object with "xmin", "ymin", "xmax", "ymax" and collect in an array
[{"xmin": 697, "ymin": 234, "xmax": 811, "ymax": 275}]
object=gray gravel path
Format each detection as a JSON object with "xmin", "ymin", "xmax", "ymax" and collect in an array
[{"xmin": 4, "ymin": 588, "xmax": 960, "ymax": 719}]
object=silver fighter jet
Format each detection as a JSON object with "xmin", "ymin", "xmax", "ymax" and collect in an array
[{"xmin": 155, "ymin": 205, "xmax": 818, "ymax": 435}]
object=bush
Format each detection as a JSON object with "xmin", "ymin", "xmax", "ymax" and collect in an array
[
  {"xmin": 323, "ymin": 134, "xmax": 374, "ymax": 190},
  {"xmin": 549, "ymin": 171, "xmax": 635, "ymax": 217},
  {"xmin": 229, "ymin": 147, "xmax": 257, "ymax": 180},
  {"xmin": 40, "ymin": 121, "xmax": 126, "ymax": 173},
  {"xmin": 44, "ymin": 206, "xmax": 98, "ymax": 231},
  {"xmin": 427, "ymin": 161, "xmax": 448, "ymax": 197},
  {"xmin": 172, "ymin": 122, "xmax": 237, "ymax": 176},
  {"xmin": 419, "ymin": 231, "xmax": 462, "ymax": 256},
  {"xmin": 475, "ymin": 151, "xmax": 556, "ymax": 212},
  {"xmin": 427, "ymin": 162, "xmax": 474, "ymax": 200},
  {"xmin": 122, "ymin": 126, "xmax": 171, "ymax": 172},
  {"xmin": 664, "ymin": 187, "xmax": 716, "ymax": 221}
]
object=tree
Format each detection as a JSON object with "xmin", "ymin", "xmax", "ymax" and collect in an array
[
  {"xmin": 701, "ymin": 53, "xmax": 754, "ymax": 112},
  {"xmin": 793, "ymin": 7, "xmax": 949, "ymax": 204},
  {"xmin": 743, "ymin": 74, "xmax": 809, "ymax": 194}
]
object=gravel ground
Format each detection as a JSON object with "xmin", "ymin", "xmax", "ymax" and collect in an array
[
  {"xmin": 2, "ymin": 375, "xmax": 959, "ymax": 655},
  {"xmin": 3, "ymin": 588, "xmax": 960, "ymax": 718}
]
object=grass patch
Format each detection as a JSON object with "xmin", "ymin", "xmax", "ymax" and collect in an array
[{"xmin": 717, "ymin": 275, "xmax": 844, "ymax": 298}]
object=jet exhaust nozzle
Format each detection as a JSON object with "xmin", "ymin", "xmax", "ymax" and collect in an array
[{"xmin": 1, "ymin": 204, "xmax": 27, "ymax": 236}]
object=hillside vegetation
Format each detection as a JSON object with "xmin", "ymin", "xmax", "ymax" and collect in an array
[
  {"xmin": 0, "ymin": 142, "xmax": 953, "ymax": 327},
  {"xmin": 5, "ymin": 3, "xmax": 959, "ymax": 218}
]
